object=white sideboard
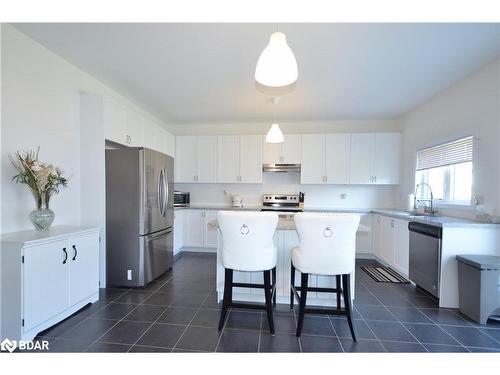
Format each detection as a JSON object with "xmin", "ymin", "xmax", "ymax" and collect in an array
[{"xmin": 1, "ymin": 226, "xmax": 100, "ymax": 341}]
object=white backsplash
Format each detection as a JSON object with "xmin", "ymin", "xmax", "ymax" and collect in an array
[{"xmin": 175, "ymin": 173, "xmax": 399, "ymax": 209}]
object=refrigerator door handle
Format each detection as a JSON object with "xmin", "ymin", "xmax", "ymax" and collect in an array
[
  {"xmin": 162, "ymin": 167, "xmax": 168, "ymax": 217},
  {"xmin": 158, "ymin": 168, "xmax": 164, "ymax": 217}
]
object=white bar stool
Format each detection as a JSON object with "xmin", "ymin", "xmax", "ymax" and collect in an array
[
  {"xmin": 290, "ymin": 213, "xmax": 360, "ymax": 340},
  {"xmin": 217, "ymin": 211, "xmax": 279, "ymax": 334}
]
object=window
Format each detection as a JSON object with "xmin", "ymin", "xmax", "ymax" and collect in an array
[{"xmin": 415, "ymin": 136, "xmax": 473, "ymax": 205}]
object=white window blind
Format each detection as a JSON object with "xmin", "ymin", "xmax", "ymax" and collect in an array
[{"xmin": 416, "ymin": 136, "xmax": 473, "ymax": 171}]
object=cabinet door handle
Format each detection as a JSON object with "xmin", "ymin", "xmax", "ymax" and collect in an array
[
  {"xmin": 72, "ymin": 245, "xmax": 78, "ymax": 261},
  {"xmin": 62, "ymin": 248, "xmax": 68, "ymax": 264},
  {"xmin": 325, "ymin": 176, "xmax": 328, "ymax": 182}
]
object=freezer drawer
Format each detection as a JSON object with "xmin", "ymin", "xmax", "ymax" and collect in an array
[{"xmin": 140, "ymin": 228, "xmax": 173, "ymax": 286}]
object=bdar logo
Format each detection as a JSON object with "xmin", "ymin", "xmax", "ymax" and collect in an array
[{"xmin": 0, "ymin": 338, "xmax": 17, "ymax": 353}]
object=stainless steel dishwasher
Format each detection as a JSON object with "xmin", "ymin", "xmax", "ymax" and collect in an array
[{"xmin": 408, "ymin": 222, "xmax": 442, "ymax": 298}]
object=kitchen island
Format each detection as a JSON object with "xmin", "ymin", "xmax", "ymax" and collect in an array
[{"xmin": 208, "ymin": 216, "xmax": 367, "ymax": 306}]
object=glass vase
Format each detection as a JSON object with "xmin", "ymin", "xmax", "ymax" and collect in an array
[{"xmin": 29, "ymin": 195, "xmax": 55, "ymax": 231}]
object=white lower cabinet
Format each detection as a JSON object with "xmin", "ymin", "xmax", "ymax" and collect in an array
[
  {"xmin": 0, "ymin": 227, "xmax": 100, "ymax": 341},
  {"xmin": 182, "ymin": 209, "xmax": 218, "ymax": 250},
  {"xmin": 174, "ymin": 210, "xmax": 184, "ymax": 255},
  {"xmin": 183, "ymin": 210, "xmax": 205, "ymax": 247},
  {"xmin": 393, "ymin": 219, "xmax": 410, "ymax": 276},
  {"xmin": 23, "ymin": 239, "xmax": 70, "ymax": 333},
  {"xmin": 372, "ymin": 214, "xmax": 409, "ymax": 277}
]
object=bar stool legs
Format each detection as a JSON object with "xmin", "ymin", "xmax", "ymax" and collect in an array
[
  {"xmin": 296, "ymin": 273, "xmax": 309, "ymax": 337},
  {"xmin": 271, "ymin": 267, "xmax": 277, "ymax": 307},
  {"xmin": 263, "ymin": 270, "xmax": 275, "ymax": 334},
  {"xmin": 342, "ymin": 274, "xmax": 357, "ymax": 342},
  {"xmin": 290, "ymin": 262, "xmax": 357, "ymax": 341},
  {"xmin": 218, "ymin": 268, "xmax": 233, "ymax": 330},
  {"xmin": 218, "ymin": 267, "xmax": 277, "ymax": 334},
  {"xmin": 290, "ymin": 263, "xmax": 296, "ymax": 310}
]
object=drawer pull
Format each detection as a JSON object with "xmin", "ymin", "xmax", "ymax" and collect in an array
[
  {"xmin": 323, "ymin": 227, "xmax": 333, "ymax": 238},
  {"xmin": 240, "ymin": 224, "xmax": 250, "ymax": 235},
  {"xmin": 72, "ymin": 245, "xmax": 78, "ymax": 261}
]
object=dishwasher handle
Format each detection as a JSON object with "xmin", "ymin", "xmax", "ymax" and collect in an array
[{"xmin": 408, "ymin": 221, "xmax": 442, "ymax": 239}]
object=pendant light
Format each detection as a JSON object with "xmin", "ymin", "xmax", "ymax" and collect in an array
[
  {"xmin": 265, "ymin": 123, "xmax": 284, "ymax": 143},
  {"xmin": 265, "ymin": 97, "xmax": 284, "ymax": 143},
  {"xmin": 255, "ymin": 31, "xmax": 298, "ymax": 87}
]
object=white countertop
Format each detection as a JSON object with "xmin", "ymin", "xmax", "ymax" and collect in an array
[
  {"xmin": 1, "ymin": 225, "xmax": 101, "ymax": 245},
  {"xmin": 177, "ymin": 205, "xmax": 499, "ymax": 228}
]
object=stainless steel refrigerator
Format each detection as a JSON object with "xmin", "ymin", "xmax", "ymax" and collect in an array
[{"xmin": 106, "ymin": 147, "xmax": 174, "ymax": 287}]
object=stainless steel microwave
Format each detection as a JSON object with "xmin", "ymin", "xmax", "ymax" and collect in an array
[{"xmin": 174, "ymin": 191, "xmax": 190, "ymax": 207}]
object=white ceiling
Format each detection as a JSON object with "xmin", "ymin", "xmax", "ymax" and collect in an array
[{"xmin": 13, "ymin": 23, "xmax": 500, "ymax": 124}]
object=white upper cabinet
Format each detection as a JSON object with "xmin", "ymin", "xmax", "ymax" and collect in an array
[
  {"xmin": 175, "ymin": 136, "xmax": 217, "ymax": 183},
  {"xmin": 103, "ymin": 98, "xmax": 127, "ymax": 144},
  {"xmin": 282, "ymin": 135, "xmax": 302, "ymax": 164},
  {"xmin": 373, "ymin": 133, "xmax": 401, "ymax": 184},
  {"xmin": 240, "ymin": 135, "xmax": 263, "ymax": 183},
  {"xmin": 300, "ymin": 134, "xmax": 325, "ymax": 184},
  {"xmin": 175, "ymin": 136, "xmax": 197, "ymax": 183},
  {"xmin": 350, "ymin": 132, "xmax": 401, "ymax": 184},
  {"xmin": 196, "ymin": 136, "xmax": 217, "ymax": 183},
  {"xmin": 350, "ymin": 133, "xmax": 375, "ymax": 184},
  {"xmin": 301, "ymin": 134, "xmax": 350, "ymax": 184},
  {"xmin": 217, "ymin": 136, "xmax": 240, "ymax": 183},
  {"xmin": 143, "ymin": 119, "xmax": 165, "ymax": 152},
  {"xmin": 324, "ymin": 134, "xmax": 350, "ymax": 184},
  {"xmin": 262, "ymin": 135, "xmax": 301, "ymax": 164},
  {"xmin": 262, "ymin": 141, "xmax": 281, "ymax": 164},
  {"xmin": 125, "ymin": 109, "xmax": 145, "ymax": 147}
]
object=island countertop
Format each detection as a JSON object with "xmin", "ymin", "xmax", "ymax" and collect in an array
[
  {"xmin": 179, "ymin": 204, "xmax": 500, "ymax": 228},
  {"xmin": 207, "ymin": 217, "xmax": 371, "ymax": 233}
]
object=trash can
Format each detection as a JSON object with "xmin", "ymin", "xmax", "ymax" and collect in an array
[{"xmin": 456, "ymin": 255, "xmax": 500, "ymax": 324}]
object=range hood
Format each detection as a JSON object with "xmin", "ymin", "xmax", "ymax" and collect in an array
[{"xmin": 262, "ymin": 163, "xmax": 301, "ymax": 173}]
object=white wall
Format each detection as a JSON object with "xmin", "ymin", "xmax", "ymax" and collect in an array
[
  {"xmin": 397, "ymin": 58, "xmax": 500, "ymax": 220},
  {"xmin": 171, "ymin": 120, "xmax": 399, "ymax": 136},
  {"xmin": 1, "ymin": 25, "xmax": 175, "ymax": 235},
  {"xmin": 177, "ymin": 173, "xmax": 398, "ymax": 209}
]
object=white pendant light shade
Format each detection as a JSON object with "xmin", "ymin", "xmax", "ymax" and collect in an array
[
  {"xmin": 255, "ymin": 32, "xmax": 298, "ymax": 87},
  {"xmin": 265, "ymin": 123, "xmax": 284, "ymax": 144}
]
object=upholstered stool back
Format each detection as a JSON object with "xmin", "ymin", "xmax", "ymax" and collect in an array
[
  {"xmin": 293, "ymin": 213, "xmax": 360, "ymax": 276},
  {"xmin": 217, "ymin": 211, "xmax": 279, "ymax": 272}
]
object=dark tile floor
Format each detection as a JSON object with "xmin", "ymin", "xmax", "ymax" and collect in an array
[{"xmin": 31, "ymin": 254, "xmax": 500, "ymax": 353}]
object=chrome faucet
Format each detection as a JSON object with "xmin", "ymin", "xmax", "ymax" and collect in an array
[{"xmin": 414, "ymin": 183, "xmax": 437, "ymax": 215}]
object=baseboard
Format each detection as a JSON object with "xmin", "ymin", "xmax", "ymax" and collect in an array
[
  {"xmin": 173, "ymin": 251, "xmax": 184, "ymax": 262},
  {"xmin": 356, "ymin": 253, "xmax": 375, "ymax": 260},
  {"xmin": 180, "ymin": 247, "xmax": 216, "ymax": 253}
]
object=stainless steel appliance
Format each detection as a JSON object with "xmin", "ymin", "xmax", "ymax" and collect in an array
[
  {"xmin": 262, "ymin": 163, "xmax": 301, "ymax": 173},
  {"xmin": 261, "ymin": 192, "xmax": 304, "ymax": 212},
  {"xmin": 106, "ymin": 147, "xmax": 174, "ymax": 287},
  {"xmin": 408, "ymin": 221, "xmax": 442, "ymax": 298},
  {"xmin": 174, "ymin": 191, "xmax": 190, "ymax": 207}
]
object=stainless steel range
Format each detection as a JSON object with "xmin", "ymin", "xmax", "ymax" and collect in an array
[{"xmin": 261, "ymin": 192, "xmax": 304, "ymax": 213}]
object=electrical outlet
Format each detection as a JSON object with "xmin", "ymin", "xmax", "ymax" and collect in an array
[{"xmin": 127, "ymin": 270, "xmax": 132, "ymax": 280}]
